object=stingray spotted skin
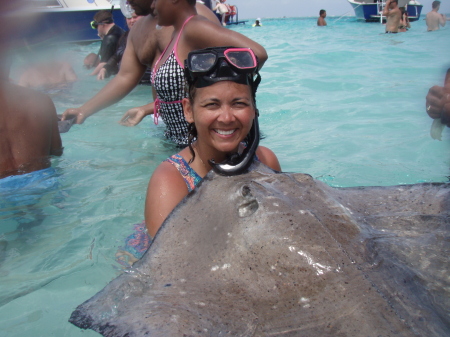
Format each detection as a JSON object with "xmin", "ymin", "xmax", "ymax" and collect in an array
[{"xmin": 70, "ymin": 162, "xmax": 450, "ymax": 336}]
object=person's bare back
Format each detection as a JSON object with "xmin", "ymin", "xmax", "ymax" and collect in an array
[
  {"xmin": 18, "ymin": 61, "xmax": 77, "ymax": 91},
  {"xmin": 426, "ymin": 11, "xmax": 446, "ymax": 31},
  {"xmin": 0, "ymin": 80, "xmax": 63, "ymax": 179}
]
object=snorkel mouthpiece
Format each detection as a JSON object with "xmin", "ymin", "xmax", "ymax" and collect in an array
[{"xmin": 209, "ymin": 112, "xmax": 260, "ymax": 176}]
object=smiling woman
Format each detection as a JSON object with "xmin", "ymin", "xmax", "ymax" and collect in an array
[{"xmin": 144, "ymin": 46, "xmax": 280, "ymax": 238}]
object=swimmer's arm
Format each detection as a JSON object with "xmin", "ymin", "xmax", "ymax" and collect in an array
[
  {"xmin": 145, "ymin": 162, "xmax": 189, "ymax": 238},
  {"xmin": 62, "ymin": 38, "xmax": 146, "ymax": 123},
  {"xmin": 256, "ymin": 146, "xmax": 281, "ymax": 172},
  {"xmin": 183, "ymin": 19, "xmax": 268, "ymax": 69},
  {"xmin": 382, "ymin": 0, "xmax": 391, "ymax": 16},
  {"xmin": 439, "ymin": 14, "xmax": 446, "ymax": 26}
]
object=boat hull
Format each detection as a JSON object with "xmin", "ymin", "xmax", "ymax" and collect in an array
[
  {"xmin": 24, "ymin": 8, "xmax": 126, "ymax": 44},
  {"xmin": 348, "ymin": 1, "xmax": 423, "ymax": 22}
]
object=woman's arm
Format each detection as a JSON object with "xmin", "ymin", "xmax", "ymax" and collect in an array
[
  {"xmin": 181, "ymin": 17, "xmax": 268, "ymax": 69},
  {"xmin": 145, "ymin": 162, "xmax": 190, "ymax": 238}
]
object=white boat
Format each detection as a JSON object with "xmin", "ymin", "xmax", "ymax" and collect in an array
[
  {"xmin": 24, "ymin": 0, "xmax": 126, "ymax": 43},
  {"xmin": 348, "ymin": 0, "xmax": 423, "ymax": 22}
]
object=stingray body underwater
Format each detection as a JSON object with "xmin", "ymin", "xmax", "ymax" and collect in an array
[{"xmin": 70, "ymin": 162, "xmax": 450, "ymax": 336}]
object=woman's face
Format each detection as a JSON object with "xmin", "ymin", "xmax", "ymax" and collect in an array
[
  {"xmin": 183, "ymin": 81, "xmax": 255, "ymax": 154},
  {"xmin": 151, "ymin": 0, "xmax": 173, "ymax": 26}
]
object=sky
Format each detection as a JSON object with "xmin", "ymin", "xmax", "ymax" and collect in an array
[{"xmin": 228, "ymin": 0, "xmax": 450, "ymax": 19}]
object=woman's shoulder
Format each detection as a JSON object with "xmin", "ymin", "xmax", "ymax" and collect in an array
[
  {"xmin": 149, "ymin": 156, "xmax": 188, "ymax": 191},
  {"xmin": 256, "ymin": 146, "xmax": 282, "ymax": 172},
  {"xmin": 185, "ymin": 14, "xmax": 224, "ymax": 36}
]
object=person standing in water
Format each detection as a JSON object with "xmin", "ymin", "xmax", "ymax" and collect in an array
[
  {"xmin": 96, "ymin": 11, "xmax": 144, "ymax": 81},
  {"xmin": 253, "ymin": 19, "xmax": 262, "ymax": 27},
  {"xmin": 398, "ymin": 7, "xmax": 410, "ymax": 32},
  {"xmin": 86, "ymin": 10, "xmax": 125, "ymax": 75},
  {"xmin": 383, "ymin": 0, "xmax": 401, "ymax": 33},
  {"xmin": 317, "ymin": 9, "xmax": 327, "ymax": 26},
  {"xmin": 426, "ymin": 1, "xmax": 446, "ymax": 31},
  {"xmin": 145, "ymin": 47, "xmax": 280, "ymax": 237}
]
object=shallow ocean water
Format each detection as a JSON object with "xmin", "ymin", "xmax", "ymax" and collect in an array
[{"xmin": 1, "ymin": 16, "xmax": 449, "ymax": 336}]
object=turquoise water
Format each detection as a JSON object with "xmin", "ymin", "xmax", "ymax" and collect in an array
[{"xmin": 1, "ymin": 17, "xmax": 449, "ymax": 336}]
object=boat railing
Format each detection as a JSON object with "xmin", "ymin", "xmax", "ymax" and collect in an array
[
  {"xmin": 31, "ymin": 0, "xmax": 64, "ymax": 9},
  {"xmin": 378, "ymin": 0, "xmax": 386, "ymax": 23}
]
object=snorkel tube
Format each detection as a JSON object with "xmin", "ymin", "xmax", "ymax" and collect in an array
[{"xmin": 209, "ymin": 111, "xmax": 260, "ymax": 176}]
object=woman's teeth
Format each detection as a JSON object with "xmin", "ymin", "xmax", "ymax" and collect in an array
[{"xmin": 215, "ymin": 129, "xmax": 235, "ymax": 135}]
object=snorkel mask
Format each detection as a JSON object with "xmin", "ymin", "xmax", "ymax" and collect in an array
[
  {"xmin": 91, "ymin": 6, "xmax": 114, "ymax": 29},
  {"xmin": 90, "ymin": 18, "xmax": 113, "ymax": 29},
  {"xmin": 184, "ymin": 47, "xmax": 261, "ymax": 176}
]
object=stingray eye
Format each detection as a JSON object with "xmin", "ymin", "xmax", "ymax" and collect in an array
[
  {"xmin": 238, "ymin": 185, "xmax": 259, "ymax": 218},
  {"xmin": 241, "ymin": 185, "xmax": 251, "ymax": 197}
]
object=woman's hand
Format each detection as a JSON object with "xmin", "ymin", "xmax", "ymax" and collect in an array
[
  {"xmin": 90, "ymin": 62, "xmax": 106, "ymax": 76},
  {"xmin": 119, "ymin": 102, "xmax": 154, "ymax": 126},
  {"xmin": 97, "ymin": 68, "xmax": 107, "ymax": 81},
  {"xmin": 61, "ymin": 107, "xmax": 88, "ymax": 124}
]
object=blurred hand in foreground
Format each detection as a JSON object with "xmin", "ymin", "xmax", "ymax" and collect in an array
[{"xmin": 426, "ymin": 68, "xmax": 450, "ymax": 127}]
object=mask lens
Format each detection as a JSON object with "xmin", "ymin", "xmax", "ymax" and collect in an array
[
  {"xmin": 90, "ymin": 21, "xmax": 98, "ymax": 29},
  {"xmin": 190, "ymin": 53, "xmax": 217, "ymax": 72},
  {"xmin": 224, "ymin": 50, "xmax": 256, "ymax": 69}
]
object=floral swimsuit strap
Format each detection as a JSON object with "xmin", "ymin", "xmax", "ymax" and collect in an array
[{"xmin": 164, "ymin": 154, "xmax": 202, "ymax": 192}]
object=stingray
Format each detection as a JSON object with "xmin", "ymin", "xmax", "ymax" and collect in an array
[
  {"xmin": 69, "ymin": 161, "xmax": 450, "ymax": 336},
  {"xmin": 57, "ymin": 114, "xmax": 75, "ymax": 133}
]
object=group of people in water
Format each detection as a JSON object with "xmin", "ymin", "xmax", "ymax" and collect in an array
[
  {"xmin": 1, "ymin": 0, "xmax": 278, "ymax": 245},
  {"xmin": 383, "ymin": 0, "xmax": 446, "ymax": 33},
  {"xmin": 0, "ymin": 0, "xmax": 449, "ymax": 254}
]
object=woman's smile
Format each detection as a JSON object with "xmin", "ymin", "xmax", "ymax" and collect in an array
[{"xmin": 213, "ymin": 128, "xmax": 237, "ymax": 136}]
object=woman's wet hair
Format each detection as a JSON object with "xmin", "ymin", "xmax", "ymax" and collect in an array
[{"xmin": 187, "ymin": 123, "xmax": 198, "ymax": 163}]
